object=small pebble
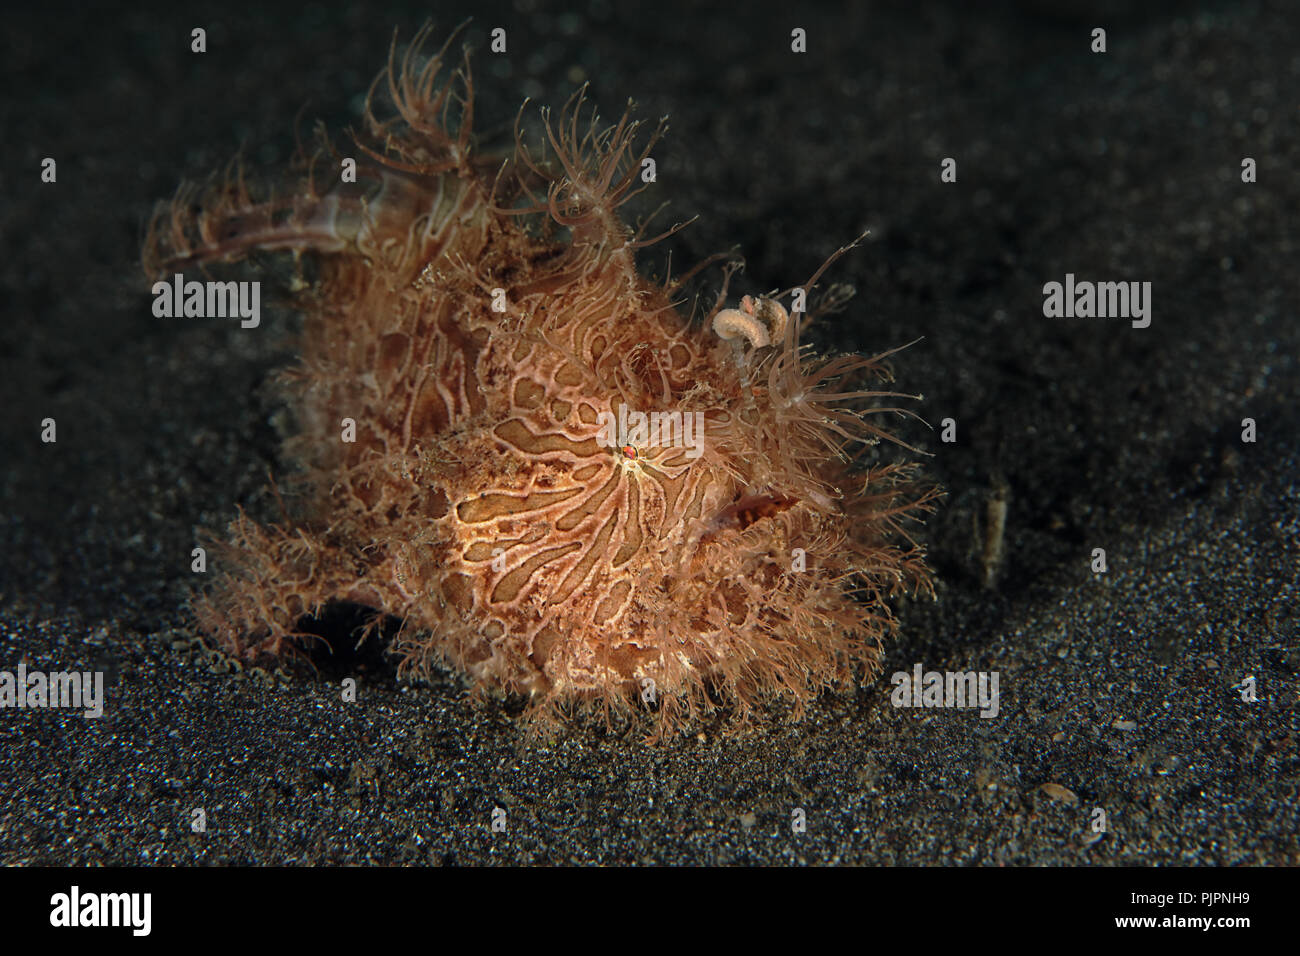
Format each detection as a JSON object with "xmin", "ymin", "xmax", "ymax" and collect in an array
[{"xmin": 1039, "ymin": 783, "xmax": 1079, "ymax": 805}]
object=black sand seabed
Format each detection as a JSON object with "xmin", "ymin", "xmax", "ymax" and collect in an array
[{"xmin": 1, "ymin": 0, "xmax": 1296, "ymax": 865}]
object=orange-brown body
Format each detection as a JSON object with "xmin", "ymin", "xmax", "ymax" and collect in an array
[{"xmin": 144, "ymin": 28, "xmax": 938, "ymax": 739}]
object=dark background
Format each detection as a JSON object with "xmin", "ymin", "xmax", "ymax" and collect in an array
[{"xmin": 1, "ymin": 0, "xmax": 1296, "ymax": 864}]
